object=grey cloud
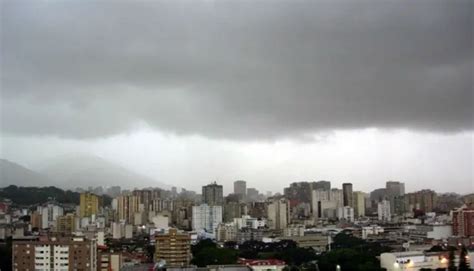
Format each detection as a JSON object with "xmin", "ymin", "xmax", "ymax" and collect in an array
[{"xmin": 1, "ymin": 0, "xmax": 472, "ymax": 139}]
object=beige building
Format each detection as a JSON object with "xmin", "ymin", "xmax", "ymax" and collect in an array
[
  {"xmin": 353, "ymin": 191, "xmax": 366, "ymax": 217},
  {"xmin": 155, "ymin": 228, "xmax": 191, "ymax": 266}
]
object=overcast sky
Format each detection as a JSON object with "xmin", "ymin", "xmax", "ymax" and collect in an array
[{"xmin": 1, "ymin": 0, "xmax": 473, "ymax": 194}]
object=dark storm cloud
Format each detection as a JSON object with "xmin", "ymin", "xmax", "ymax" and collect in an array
[{"xmin": 1, "ymin": 0, "xmax": 472, "ymax": 139}]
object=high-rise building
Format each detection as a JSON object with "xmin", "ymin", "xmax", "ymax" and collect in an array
[
  {"xmin": 234, "ymin": 180, "xmax": 247, "ymax": 197},
  {"xmin": 80, "ymin": 192, "xmax": 101, "ymax": 218},
  {"xmin": 353, "ymin": 191, "xmax": 366, "ymax": 217},
  {"xmin": 155, "ymin": 228, "xmax": 191, "ymax": 266},
  {"xmin": 342, "ymin": 183, "xmax": 353, "ymax": 207},
  {"xmin": 12, "ymin": 236, "xmax": 97, "ymax": 271},
  {"xmin": 267, "ymin": 198, "xmax": 289, "ymax": 230},
  {"xmin": 192, "ymin": 204, "xmax": 222, "ymax": 235},
  {"xmin": 202, "ymin": 182, "xmax": 224, "ymax": 206},
  {"xmin": 452, "ymin": 205, "xmax": 474, "ymax": 237},
  {"xmin": 378, "ymin": 200, "xmax": 391, "ymax": 222}
]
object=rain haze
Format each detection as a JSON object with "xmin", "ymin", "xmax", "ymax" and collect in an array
[{"xmin": 1, "ymin": 0, "xmax": 473, "ymax": 194}]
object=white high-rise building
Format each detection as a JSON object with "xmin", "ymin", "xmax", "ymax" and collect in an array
[
  {"xmin": 378, "ymin": 200, "xmax": 391, "ymax": 222},
  {"xmin": 38, "ymin": 203, "xmax": 63, "ymax": 229},
  {"xmin": 192, "ymin": 204, "xmax": 222, "ymax": 235}
]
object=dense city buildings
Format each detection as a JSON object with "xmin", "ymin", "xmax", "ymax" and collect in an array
[
  {"xmin": 1, "ymin": 179, "xmax": 471, "ymax": 271},
  {"xmin": 154, "ymin": 228, "xmax": 191, "ymax": 266}
]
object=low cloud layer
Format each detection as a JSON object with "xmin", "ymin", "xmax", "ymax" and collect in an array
[{"xmin": 2, "ymin": 0, "xmax": 472, "ymax": 140}]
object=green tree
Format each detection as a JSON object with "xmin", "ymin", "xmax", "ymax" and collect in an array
[{"xmin": 191, "ymin": 247, "xmax": 238, "ymax": 267}]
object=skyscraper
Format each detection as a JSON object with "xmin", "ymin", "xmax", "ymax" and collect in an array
[
  {"xmin": 202, "ymin": 182, "xmax": 224, "ymax": 206},
  {"xmin": 342, "ymin": 183, "xmax": 353, "ymax": 207},
  {"xmin": 234, "ymin": 180, "xmax": 247, "ymax": 197}
]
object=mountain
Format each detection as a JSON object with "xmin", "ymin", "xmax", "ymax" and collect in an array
[
  {"xmin": 0, "ymin": 159, "xmax": 52, "ymax": 187},
  {"xmin": 37, "ymin": 153, "xmax": 169, "ymax": 190}
]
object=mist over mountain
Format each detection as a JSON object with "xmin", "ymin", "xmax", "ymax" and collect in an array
[
  {"xmin": 36, "ymin": 154, "xmax": 169, "ymax": 190},
  {"xmin": 0, "ymin": 159, "xmax": 52, "ymax": 187},
  {"xmin": 0, "ymin": 155, "xmax": 169, "ymax": 190}
]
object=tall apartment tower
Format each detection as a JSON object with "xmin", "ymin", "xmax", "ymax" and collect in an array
[
  {"xmin": 234, "ymin": 180, "xmax": 247, "ymax": 197},
  {"xmin": 202, "ymin": 182, "xmax": 224, "ymax": 206},
  {"xmin": 80, "ymin": 192, "xmax": 101, "ymax": 218},
  {"xmin": 155, "ymin": 228, "xmax": 191, "ymax": 266},
  {"xmin": 342, "ymin": 183, "xmax": 353, "ymax": 207},
  {"xmin": 353, "ymin": 191, "xmax": 366, "ymax": 217}
]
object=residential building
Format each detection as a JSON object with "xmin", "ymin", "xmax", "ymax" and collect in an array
[
  {"xmin": 452, "ymin": 205, "xmax": 474, "ymax": 237},
  {"xmin": 12, "ymin": 236, "xmax": 97, "ymax": 271},
  {"xmin": 155, "ymin": 228, "xmax": 191, "ymax": 266}
]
